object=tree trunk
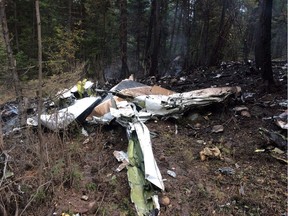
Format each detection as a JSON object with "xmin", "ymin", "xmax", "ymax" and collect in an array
[
  {"xmin": 149, "ymin": 0, "xmax": 161, "ymax": 76},
  {"xmin": 172, "ymin": 2, "xmax": 183, "ymax": 55},
  {"xmin": 159, "ymin": 0, "xmax": 168, "ymax": 75},
  {"xmin": 35, "ymin": 0, "xmax": 45, "ymax": 175},
  {"xmin": 183, "ymin": 0, "xmax": 192, "ymax": 70},
  {"xmin": 200, "ymin": 1, "xmax": 210, "ymax": 65},
  {"xmin": 119, "ymin": 0, "xmax": 129, "ymax": 79},
  {"xmin": 136, "ymin": 0, "xmax": 141, "ymax": 72},
  {"xmin": 0, "ymin": 115, "xmax": 3, "ymax": 151},
  {"xmin": 255, "ymin": 0, "xmax": 274, "ymax": 85},
  {"xmin": 209, "ymin": 0, "xmax": 237, "ymax": 66},
  {"xmin": 0, "ymin": 0, "xmax": 25, "ymax": 126},
  {"xmin": 169, "ymin": 0, "xmax": 179, "ymax": 55},
  {"xmin": 68, "ymin": 0, "xmax": 72, "ymax": 32},
  {"xmin": 144, "ymin": 0, "xmax": 154, "ymax": 75},
  {"xmin": 13, "ymin": 1, "xmax": 19, "ymax": 52}
]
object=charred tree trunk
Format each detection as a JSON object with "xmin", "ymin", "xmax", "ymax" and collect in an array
[
  {"xmin": 119, "ymin": 0, "xmax": 129, "ymax": 79},
  {"xmin": 0, "ymin": 0, "xmax": 25, "ymax": 126},
  {"xmin": 255, "ymin": 0, "xmax": 274, "ymax": 85}
]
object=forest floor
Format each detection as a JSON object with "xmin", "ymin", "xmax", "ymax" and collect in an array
[{"xmin": 0, "ymin": 62, "xmax": 287, "ymax": 216}]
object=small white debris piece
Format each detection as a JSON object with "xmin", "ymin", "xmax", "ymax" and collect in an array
[
  {"xmin": 81, "ymin": 195, "xmax": 89, "ymax": 201},
  {"xmin": 212, "ymin": 125, "xmax": 224, "ymax": 133},
  {"xmin": 167, "ymin": 170, "xmax": 176, "ymax": 178}
]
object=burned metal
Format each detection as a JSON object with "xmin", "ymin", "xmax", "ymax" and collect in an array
[{"xmin": 259, "ymin": 128, "xmax": 287, "ymax": 151}]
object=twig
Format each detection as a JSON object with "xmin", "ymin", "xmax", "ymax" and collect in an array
[
  {"xmin": 19, "ymin": 180, "xmax": 51, "ymax": 216},
  {"xmin": 0, "ymin": 115, "xmax": 4, "ymax": 151},
  {"xmin": 13, "ymin": 193, "xmax": 19, "ymax": 216},
  {"xmin": 0, "ymin": 175, "xmax": 37, "ymax": 192},
  {"xmin": 94, "ymin": 190, "xmax": 107, "ymax": 216},
  {"xmin": 0, "ymin": 151, "xmax": 11, "ymax": 187},
  {"xmin": 0, "ymin": 203, "xmax": 8, "ymax": 216}
]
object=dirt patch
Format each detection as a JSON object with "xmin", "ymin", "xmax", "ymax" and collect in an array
[{"xmin": 0, "ymin": 62, "xmax": 287, "ymax": 215}]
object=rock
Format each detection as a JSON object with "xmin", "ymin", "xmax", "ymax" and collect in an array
[
  {"xmin": 196, "ymin": 140, "xmax": 205, "ymax": 145},
  {"xmin": 159, "ymin": 154, "xmax": 166, "ymax": 161},
  {"xmin": 160, "ymin": 196, "xmax": 170, "ymax": 206},
  {"xmin": 81, "ymin": 195, "xmax": 89, "ymax": 201},
  {"xmin": 211, "ymin": 125, "xmax": 224, "ymax": 133},
  {"xmin": 241, "ymin": 110, "xmax": 251, "ymax": 117}
]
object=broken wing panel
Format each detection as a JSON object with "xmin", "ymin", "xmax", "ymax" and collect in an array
[{"xmin": 133, "ymin": 121, "xmax": 165, "ymax": 191}]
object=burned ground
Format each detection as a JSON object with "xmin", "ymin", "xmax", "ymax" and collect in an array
[{"xmin": 0, "ymin": 62, "xmax": 287, "ymax": 216}]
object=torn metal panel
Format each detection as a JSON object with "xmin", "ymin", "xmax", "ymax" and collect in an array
[
  {"xmin": 133, "ymin": 121, "xmax": 165, "ymax": 191},
  {"xmin": 113, "ymin": 150, "xmax": 129, "ymax": 172},
  {"xmin": 127, "ymin": 133, "xmax": 160, "ymax": 216},
  {"xmin": 120, "ymin": 84, "xmax": 175, "ymax": 98},
  {"xmin": 274, "ymin": 110, "xmax": 288, "ymax": 130},
  {"xmin": 107, "ymin": 101, "xmax": 163, "ymax": 215},
  {"xmin": 107, "ymin": 102, "xmax": 164, "ymax": 190},
  {"xmin": 1, "ymin": 103, "xmax": 20, "ymax": 135},
  {"xmin": 27, "ymin": 97, "xmax": 102, "ymax": 131},
  {"xmin": 259, "ymin": 128, "xmax": 287, "ymax": 150},
  {"xmin": 134, "ymin": 86, "xmax": 241, "ymax": 116},
  {"xmin": 88, "ymin": 79, "xmax": 175, "ymax": 121}
]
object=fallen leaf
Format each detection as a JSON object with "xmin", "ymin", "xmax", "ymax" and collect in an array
[{"xmin": 200, "ymin": 147, "xmax": 222, "ymax": 161}]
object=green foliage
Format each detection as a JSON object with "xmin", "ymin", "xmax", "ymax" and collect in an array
[
  {"xmin": 85, "ymin": 182, "xmax": 97, "ymax": 191},
  {"xmin": 51, "ymin": 159, "xmax": 65, "ymax": 184},
  {"xmin": 51, "ymin": 159, "xmax": 65, "ymax": 177},
  {"xmin": 33, "ymin": 188, "xmax": 47, "ymax": 204},
  {"xmin": 76, "ymin": 78, "xmax": 87, "ymax": 98},
  {"xmin": 109, "ymin": 174, "xmax": 118, "ymax": 187},
  {"xmin": 1, "ymin": 0, "xmax": 285, "ymax": 80},
  {"xmin": 44, "ymin": 23, "xmax": 84, "ymax": 74},
  {"xmin": 82, "ymin": 0, "xmax": 119, "ymax": 72},
  {"xmin": 69, "ymin": 164, "xmax": 83, "ymax": 188}
]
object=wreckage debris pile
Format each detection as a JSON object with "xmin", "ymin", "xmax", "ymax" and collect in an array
[{"xmin": 0, "ymin": 61, "xmax": 287, "ymax": 215}]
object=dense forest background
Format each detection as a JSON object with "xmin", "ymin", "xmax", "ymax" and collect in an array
[{"xmin": 0, "ymin": 0, "xmax": 286, "ymax": 83}]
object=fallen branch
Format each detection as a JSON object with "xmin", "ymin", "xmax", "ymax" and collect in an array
[
  {"xmin": 19, "ymin": 180, "xmax": 51, "ymax": 216},
  {"xmin": 0, "ymin": 151, "xmax": 12, "ymax": 187},
  {"xmin": 94, "ymin": 190, "xmax": 106, "ymax": 216}
]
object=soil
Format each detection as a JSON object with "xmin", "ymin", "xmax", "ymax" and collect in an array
[{"xmin": 0, "ymin": 62, "xmax": 287, "ymax": 216}]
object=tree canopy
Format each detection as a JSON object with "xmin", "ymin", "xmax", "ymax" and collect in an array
[{"xmin": 0, "ymin": 0, "xmax": 286, "ymax": 82}]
